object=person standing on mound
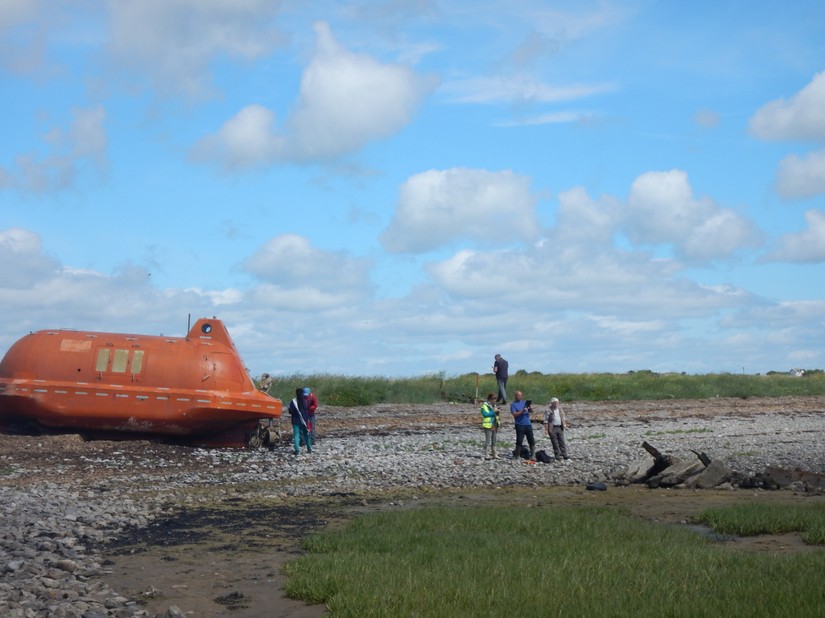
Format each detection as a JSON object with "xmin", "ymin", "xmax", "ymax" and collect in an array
[{"xmin": 493, "ymin": 354, "xmax": 509, "ymax": 404}]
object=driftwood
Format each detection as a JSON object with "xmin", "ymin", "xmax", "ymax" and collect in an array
[
  {"xmin": 625, "ymin": 442, "xmax": 820, "ymax": 491},
  {"xmin": 641, "ymin": 440, "xmax": 673, "ymax": 477},
  {"xmin": 639, "ymin": 441, "xmax": 718, "ymax": 488},
  {"xmin": 690, "ymin": 449, "xmax": 712, "ymax": 466}
]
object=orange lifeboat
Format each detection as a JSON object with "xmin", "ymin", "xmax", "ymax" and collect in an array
[{"xmin": 0, "ymin": 317, "xmax": 282, "ymax": 447}]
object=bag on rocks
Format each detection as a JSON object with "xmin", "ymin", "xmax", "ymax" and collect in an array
[
  {"xmin": 535, "ymin": 450, "xmax": 552, "ymax": 464},
  {"xmin": 512, "ymin": 445, "xmax": 531, "ymax": 459}
]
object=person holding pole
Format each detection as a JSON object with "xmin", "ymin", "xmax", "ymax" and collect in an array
[{"xmin": 288, "ymin": 387, "xmax": 312, "ymax": 456}]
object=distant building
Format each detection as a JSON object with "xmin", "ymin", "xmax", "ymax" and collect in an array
[{"xmin": 789, "ymin": 368, "xmax": 805, "ymax": 377}]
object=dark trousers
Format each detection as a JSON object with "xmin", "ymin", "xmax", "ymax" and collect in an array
[
  {"xmin": 497, "ymin": 379, "xmax": 508, "ymax": 403},
  {"xmin": 549, "ymin": 426, "xmax": 568, "ymax": 459},
  {"xmin": 514, "ymin": 424, "xmax": 535, "ymax": 455}
]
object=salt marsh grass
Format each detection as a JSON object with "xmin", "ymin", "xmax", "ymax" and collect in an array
[
  {"xmin": 699, "ymin": 503, "xmax": 825, "ymax": 545},
  {"xmin": 284, "ymin": 504, "xmax": 825, "ymax": 617}
]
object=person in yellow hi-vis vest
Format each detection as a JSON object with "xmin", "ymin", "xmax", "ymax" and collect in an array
[{"xmin": 480, "ymin": 393, "xmax": 500, "ymax": 460}]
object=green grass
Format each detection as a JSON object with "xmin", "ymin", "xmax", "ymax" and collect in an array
[
  {"xmin": 261, "ymin": 371, "xmax": 825, "ymax": 407},
  {"xmin": 284, "ymin": 504, "xmax": 825, "ymax": 617},
  {"xmin": 698, "ymin": 503, "xmax": 825, "ymax": 545}
]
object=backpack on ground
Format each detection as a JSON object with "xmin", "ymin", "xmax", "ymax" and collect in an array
[
  {"xmin": 512, "ymin": 445, "xmax": 531, "ymax": 460},
  {"xmin": 535, "ymin": 449, "xmax": 552, "ymax": 464}
]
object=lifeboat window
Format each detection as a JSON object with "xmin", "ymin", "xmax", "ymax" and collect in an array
[
  {"xmin": 131, "ymin": 350, "xmax": 145, "ymax": 374},
  {"xmin": 112, "ymin": 349, "xmax": 129, "ymax": 373},
  {"xmin": 201, "ymin": 323, "xmax": 212, "ymax": 334},
  {"xmin": 95, "ymin": 349, "xmax": 110, "ymax": 372}
]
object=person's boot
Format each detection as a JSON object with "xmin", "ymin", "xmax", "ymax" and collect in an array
[
  {"xmin": 529, "ymin": 446, "xmax": 536, "ymax": 461},
  {"xmin": 491, "ymin": 446, "xmax": 499, "ymax": 459}
]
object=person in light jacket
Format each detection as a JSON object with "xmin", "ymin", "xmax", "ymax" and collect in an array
[{"xmin": 543, "ymin": 397, "xmax": 569, "ymax": 461}]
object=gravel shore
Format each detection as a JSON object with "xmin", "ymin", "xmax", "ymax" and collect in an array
[{"xmin": 2, "ymin": 397, "xmax": 824, "ymax": 617}]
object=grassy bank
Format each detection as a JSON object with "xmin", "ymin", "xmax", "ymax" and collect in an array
[
  {"xmin": 284, "ymin": 502, "xmax": 825, "ymax": 617},
  {"xmin": 262, "ymin": 370, "xmax": 825, "ymax": 406}
]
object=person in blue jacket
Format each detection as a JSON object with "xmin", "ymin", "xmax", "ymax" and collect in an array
[{"xmin": 510, "ymin": 390, "xmax": 535, "ymax": 461}]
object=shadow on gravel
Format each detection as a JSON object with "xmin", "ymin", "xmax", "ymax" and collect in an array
[
  {"xmin": 99, "ymin": 494, "xmax": 369, "ymax": 617},
  {"xmin": 105, "ymin": 495, "xmax": 363, "ymax": 556}
]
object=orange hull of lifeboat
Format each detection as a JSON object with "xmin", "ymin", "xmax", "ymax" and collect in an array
[{"xmin": 0, "ymin": 317, "xmax": 282, "ymax": 447}]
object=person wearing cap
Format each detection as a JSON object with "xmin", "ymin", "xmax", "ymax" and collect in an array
[
  {"xmin": 304, "ymin": 387, "xmax": 319, "ymax": 443},
  {"xmin": 544, "ymin": 397, "xmax": 569, "ymax": 461},
  {"xmin": 288, "ymin": 387, "xmax": 312, "ymax": 456}
]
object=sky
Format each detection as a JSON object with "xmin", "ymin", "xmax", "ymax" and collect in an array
[{"xmin": 2, "ymin": 1, "xmax": 825, "ymax": 379}]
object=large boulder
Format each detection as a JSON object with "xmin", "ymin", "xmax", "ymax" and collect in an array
[
  {"xmin": 685, "ymin": 459, "xmax": 732, "ymax": 489},
  {"xmin": 763, "ymin": 466, "xmax": 825, "ymax": 490},
  {"xmin": 625, "ymin": 455, "xmax": 657, "ymax": 483},
  {"xmin": 647, "ymin": 459, "xmax": 706, "ymax": 488}
]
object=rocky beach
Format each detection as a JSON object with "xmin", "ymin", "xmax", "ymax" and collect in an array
[{"xmin": 1, "ymin": 396, "xmax": 824, "ymax": 617}]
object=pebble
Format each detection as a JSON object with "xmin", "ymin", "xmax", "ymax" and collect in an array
[{"xmin": 1, "ymin": 407, "xmax": 823, "ymax": 616}]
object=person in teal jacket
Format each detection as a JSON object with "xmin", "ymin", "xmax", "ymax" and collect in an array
[{"xmin": 288, "ymin": 387, "xmax": 312, "ymax": 456}]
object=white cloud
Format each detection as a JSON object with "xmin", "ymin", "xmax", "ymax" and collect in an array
[
  {"xmin": 623, "ymin": 169, "xmax": 760, "ymax": 261},
  {"xmin": 765, "ymin": 209, "xmax": 825, "ymax": 263},
  {"xmin": 553, "ymin": 186, "xmax": 620, "ymax": 246},
  {"xmin": 192, "ymin": 22, "xmax": 435, "ymax": 167},
  {"xmin": 496, "ymin": 111, "xmax": 594, "ymax": 127},
  {"xmin": 381, "ymin": 168, "xmax": 540, "ymax": 254},
  {"xmin": 442, "ymin": 74, "xmax": 614, "ymax": 105},
  {"xmin": 69, "ymin": 106, "xmax": 108, "ymax": 161},
  {"xmin": 106, "ymin": 0, "xmax": 285, "ymax": 99},
  {"xmin": 282, "ymin": 22, "xmax": 437, "ymax": 161},
  {"xmin": 191, "ymin": 105, "xmax": 280, "ymax": 170},
  {"xmin": 694, "ymin": 108, "xmax": 720, "ymax": 129},
  {"xmin": 424, "ymin": 180, "xmax": 751, "ymax": 320},
  {"xmin": 0, "ymin": 0, "xmax": 39, "ymax": 30},
  {"xmin": 749, "ymin": 70, "xmax": 825, "ymax": 142},
  {"xmin": 0, "ymin": 229, "xmax": 205, "ymax": 341},
  {"xmin": 241, "ymin": 234, "xmax": 373, "ymax": 299},
  {"xmin": 0, "ymin": 228, "xmax": 59, "ymax": 289},
  {"xmin": 776, "ymin": 149, "xmax": 825, "ymax": 199},
  {"xmin": 1, "ymin": 105, "xmax": 107, "ymax": 194},
  {"xmin": 0, "ymin": 0, "xmax": 46, "ymax": 72}
]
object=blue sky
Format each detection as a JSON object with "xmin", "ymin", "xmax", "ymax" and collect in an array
[{"xmin": 2, "ymin": 1, "xmax": 825, "ymax": 379}]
